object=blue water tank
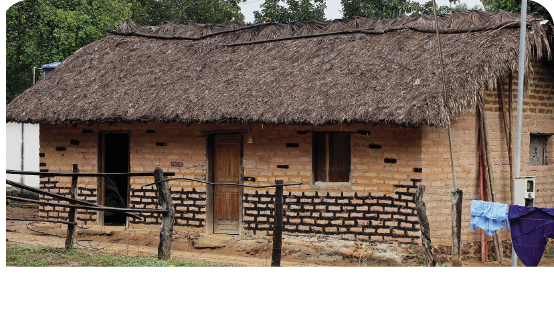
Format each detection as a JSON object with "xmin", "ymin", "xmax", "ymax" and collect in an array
[{"xmin": 41, "ymin": 62, "xmax": 61, "ymax": 75}]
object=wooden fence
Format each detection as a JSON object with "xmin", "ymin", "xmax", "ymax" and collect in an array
[{"xmin": 7, "ymin": 167, "xmax": 300, "ymax": 266}]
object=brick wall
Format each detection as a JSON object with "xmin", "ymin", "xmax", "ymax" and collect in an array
[
  {"xmin": 38, "ymin": 122, "xmax": 424, "ymax": 242},
  {"xmin": 421, "ymin": 60, "xmax": 554, "ymax": 244},
  {"xmin": 37, "ymin": 60, "xmax": 554, "ymax": 245},
  {"xmin": 243, "ymin": 180, "xmax": 421, "ymax": 242}
]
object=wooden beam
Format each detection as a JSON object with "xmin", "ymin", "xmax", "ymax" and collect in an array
[
  {"xmin": 7, "ymin": 170, "xmax": 175, "ymax": 177},
  {"xmin": 451, "ymin": 190, "xmax": 463, "ymax": 267},
  {"xmin": 7, "ymin": 196, "xmax": 166, "ymax": 214},
  {"xmin": 6, "ymin": 217, "xmax": 77, "ymax": 225},
  {"xmin": 6, "ymin": 180, "xmax": 144, "ymax": 219},
  {"xmin": 65, "ymin": 164, "xmax": 79, "ymax": 249},
  {"xmin": 271, "ymin": 180, "xmax": 284, "ymax": 267},
  {"xmin": 154, "ymin": 168, "xmax": 176, "ymax": 260},
  {"xmin": 415, "ymin": 185, "xmax": 438, "ymax": 267}
]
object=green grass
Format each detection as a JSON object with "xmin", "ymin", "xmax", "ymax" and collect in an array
[
  {"xmin": 544, "ymin": 244, "xmax": 554, "ymax": 259},
  {"xmin": 6, "ymin": 244, "xmax": 232, "ymax": 267}
]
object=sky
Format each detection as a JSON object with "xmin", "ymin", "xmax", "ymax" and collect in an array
[{"xmin": 239, "ymin": 0, "xmax": 554, "ymax": 23}]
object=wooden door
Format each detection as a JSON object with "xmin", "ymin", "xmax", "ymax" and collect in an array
[{"xmin": 213, "ymin": 134, "xmax": 241, "ymax": 234}]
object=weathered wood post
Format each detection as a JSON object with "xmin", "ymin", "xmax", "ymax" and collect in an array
[
  {"xmin": 65, "ymin": 164, "xmax": 79, "ymax": 249},
  {"xmin": 154, "ymin": 167, "xmax": 176, "ymax": 260},
  {"xmin": 451, "ymin": 189, "xmax": 463, "ymax": 267},
  {"xmin": 271, "ymin": 180, "xmax": 284, "ymax": 267},
  {"xmin": 415, "ymin": 185, "xmax": 438, "ymax": 267}
]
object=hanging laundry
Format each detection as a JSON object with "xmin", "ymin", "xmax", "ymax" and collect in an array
[
  {"xmin": 470, "ymin": 200, "xmax": 510, "ymax": 236},
  {"xmin": 509, "ymin": 205, "xmax": 554, "ymax": 267}
]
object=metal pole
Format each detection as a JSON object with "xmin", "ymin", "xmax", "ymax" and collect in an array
[{"xmin": 512, "ymin": 0, "xmax": 527, "ymax": 267}]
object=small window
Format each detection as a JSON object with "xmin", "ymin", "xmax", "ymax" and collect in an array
[
  {"xmin": 529, "ymin": 134, "xmax": 547, "ymax": 166},
  {"xmin": 312, "ymin": 132, "xmax": 351, "ymax": 182}
]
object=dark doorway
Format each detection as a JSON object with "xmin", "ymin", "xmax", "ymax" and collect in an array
[{"xmin": 100, "ymin": 132, "xmax": 129, "ymax": 226}]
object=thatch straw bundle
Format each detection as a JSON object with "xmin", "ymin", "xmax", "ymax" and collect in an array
[{"xmin": 6, "ymin": 10, "xmax": 553, "ymax": 127}]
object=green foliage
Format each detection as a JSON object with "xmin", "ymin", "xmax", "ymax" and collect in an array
[
  {"xmin": 6, "ymin": 0, "xmax": 132, "ymax": 104},
  {"xmin": 410, "ymin": 239, "xmax": 426, "ymax": 266},
  {"xmin": 408, "ymin": 1, "xmax": 452, "ymax": 16},
  {"xmin": 125, "ymin": 0, "xmax": 245, "ymax": 26},
  {"xmin": 253, "ymin": 0, "xmax": 326, "ymax": 23},
  {"xmin": 6, "ymin": 244, "xmax": 231, "ymax": 267},
  {"xmin": 6, "ymin": 0, "xmax": 246, "ymax": 104},
  {"xmin": 340, "ymin": 0, "xmax": 480, "ymax": 19},
  {"xmin": 341, "ymin": 0, "xmax": 412, "ymax": 19},
  {"xmin": 544, "ymin": 243, "xmax": 554, "ymax": 259},
  {"xmin": 480, "ymin": 0, "xmax": 552, "ymax": 21}
]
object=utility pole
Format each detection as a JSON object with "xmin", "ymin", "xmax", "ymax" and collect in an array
[{"xmin": 512, "ymin": 0, "xmax": 528, "ymax": 267}]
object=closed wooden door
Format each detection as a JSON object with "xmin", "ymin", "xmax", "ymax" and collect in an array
[{"xmin": 213, "ymin": 134, "xmax": 241, "ymax": 234}]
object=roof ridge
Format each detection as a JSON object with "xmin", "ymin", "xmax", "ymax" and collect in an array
[{"xmin": 108, "ymin": 10, "xmax": 546, "ymax": 45}]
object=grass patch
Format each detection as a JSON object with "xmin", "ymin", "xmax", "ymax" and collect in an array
[
  {"xmin": 6, "ymin": 244, "xmax": 232, "ymax": 267},
  {"xmin": 544, "ymin": 244, "xmax": 554, "ymax": 259}
]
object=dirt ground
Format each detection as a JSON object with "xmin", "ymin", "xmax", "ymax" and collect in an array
[{"xmin": 5, "ymin": 204, "xmax": 554, "ymax": 267}]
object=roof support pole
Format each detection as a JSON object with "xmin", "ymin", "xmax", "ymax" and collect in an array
[
  {"xmin": 432, "ymin": 0, "xmax": 461, "ymax": 267},
  {"xmin": 512, "ymin": 0, "xmax": 528, "ymax": 267},
  {"xmin": 431, "ymin": 0, "xmax": 457, "ymax": 191}
]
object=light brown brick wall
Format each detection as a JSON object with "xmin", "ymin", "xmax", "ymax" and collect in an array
[
  {"xmin": 39, "ymin": 122, "xmax": 424, "ymax": 241},
  {"xmin": 421, "ymin": 60, "xmax": 554, "ymax": 245}
]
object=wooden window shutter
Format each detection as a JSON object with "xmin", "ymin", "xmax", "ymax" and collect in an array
[
  {"xmin": 329, "ymin": 133, "xmax": 351, "ymax": 182},
  {"xmin": 312, "ymin": 132, "xmax": 327, "ymax": 182}
]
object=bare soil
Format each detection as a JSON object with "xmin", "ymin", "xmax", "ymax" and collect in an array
[{"xmin": 5, "ymin": 204, "xmax": 554, "ymax": 267}]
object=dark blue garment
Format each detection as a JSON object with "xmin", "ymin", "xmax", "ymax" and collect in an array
[{"xmin": 509, "ymin": 205, "xmax": 554, "ymax": 267}]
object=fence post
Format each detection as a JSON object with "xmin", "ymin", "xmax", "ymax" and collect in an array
[
  {"xmin": 65, "ymin": 164, "xmax": 79, "ymax": 249},
  {"xmin": 271, "ymin": 180, "xmax": 284, "ymax": 267},
  {"xmin": 415, "ymin": 185, "xmax": 438, "ymax": 267},
  {"xmin": 451, "ymin": 189, "xmax": 463, "ymax": 267},
  {"xmin": 154, "ymin": 167, "xmax": 176, "ymax": 260}
]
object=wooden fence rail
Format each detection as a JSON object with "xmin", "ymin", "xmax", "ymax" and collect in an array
[
  {"xmin": 7, "ymin": 169, "xmax": 175, "ymax": 177},
  {"xmin": 8, "ymin": 167, "xmax": 300, "ymax": 264},
  {"xmin": 7, "ymin": 179, "xmax": 143, "ymax": 220}
]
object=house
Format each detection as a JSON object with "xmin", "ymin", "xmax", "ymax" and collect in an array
[{"xmin": 6, "ymin": 10, "xmax": 554, "ymax": 246}]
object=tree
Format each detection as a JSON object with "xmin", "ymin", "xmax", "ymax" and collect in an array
[
  {"xmin": 6, "ymin": 0, "xmax": 248, "ymax": 104},
  {"xmin": 253, "ymin": 0, "xmax": 327, "ymax": 23},
  {"xmin": 480, "ymin": 0, "xmax": 551, "ymax": 22},
  {"xmin": 408, "ymin": 1, "xmax": 452, "ymax": 16},
  {"xmin": 6, "ymin": 0, "xmax": 132, "ymax": 104},
  {"xmin": 125, "ymin": 0, "xmax": 246, "ymax": 26},
  {"xmin": 340, "ymin": 0, "xmax": 485, "ymax": 19},
  {"xmin": 341, "ymin": 0, "xmax": 413, "ymax": 19}
]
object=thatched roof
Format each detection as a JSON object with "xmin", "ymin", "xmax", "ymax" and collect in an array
[{"xmin": 6, "ymin": 10, "xmax": 554, "ymax": 127}]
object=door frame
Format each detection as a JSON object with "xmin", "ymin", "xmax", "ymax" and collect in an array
[
  {"xmin": 205, "ymin": 131, "xmax": 245, "ymax": 234},
  {"xmin": 97, "ymin": 131, "xmax": 131, "ymax": 227}
]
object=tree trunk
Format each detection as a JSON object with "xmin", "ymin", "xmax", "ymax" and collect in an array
[
  {"xmin": 154, "ymin": 167, "xmax": 176, "ymax": 260},
  {"xmin": 271, "ymin": 180, "xmax": 284, "ymax": 267},
  {"xmin": 451, "ymin": 189, "xmax": 463, "ymax": 267},
  {"xmin": 65, "ymin": 164, "xmax": 79, "ymax": 249},
  {"xmin": 415, "ymin": 185, "xmax": 438, "ymax": 267}
]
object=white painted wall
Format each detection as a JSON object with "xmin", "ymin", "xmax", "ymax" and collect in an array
[{"xmin": 6, "ymin": 122, "xmax": 40, "ymax": 188}]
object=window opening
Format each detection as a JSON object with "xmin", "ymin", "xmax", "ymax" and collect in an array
[
  {"xmin": 312, "ymin": 132, "xmax": 351, "ymax": 182},
  {"xmin": 529, "ymin": 134, "xmax": 548, "ymax": 166}
]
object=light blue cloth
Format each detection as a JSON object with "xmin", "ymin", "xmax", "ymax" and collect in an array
[{"xmin": 470, "ymin": 200, "xmax": 510, "ymax": 236}]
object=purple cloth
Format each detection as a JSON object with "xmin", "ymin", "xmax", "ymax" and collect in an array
[{"xmin": 509, "ymin": 205, "xmax": 554, "ymax": 267}]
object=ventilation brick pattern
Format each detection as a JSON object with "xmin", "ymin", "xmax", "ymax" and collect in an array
[
  {"xmin": 129, "ymin": 187, "xmax": 206, "ymax": 227},
  {"xmin": 243, "ymin": 180, "xmax": 422, "ymax": 242},
  {"xmin": 38, "ymin": 177, "xmax": 97, "ymax": 225}
]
